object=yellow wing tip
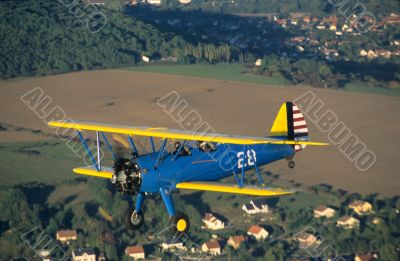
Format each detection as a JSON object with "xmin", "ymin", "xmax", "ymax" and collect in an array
[
  {"xmin": 47, "ymin": 121, "xmax": 59, "ymax": 127},
  {"xmin": 73, "ymin": 166, "xmax": 113, "ymax": 179},
  {"xmin": 305, "ymin": 141, "xmax": 330, "ymax": 146},
  {"xmin": 48, "ymin": 120, "xmax": 74, "ymax": 128}
]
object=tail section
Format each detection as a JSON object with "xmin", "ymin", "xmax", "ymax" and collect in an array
[{"xmin": 270, "ymin": 102, "xmax": 309, "ymax": 152}]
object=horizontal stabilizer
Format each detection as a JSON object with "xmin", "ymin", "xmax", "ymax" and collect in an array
[
  {"xmin": 176, "ymin": 181, "xmax": 297, "ymax": 196},
  {"xmin": 73, "ymin": 166, "xmax": 113, "ymax": 179}
]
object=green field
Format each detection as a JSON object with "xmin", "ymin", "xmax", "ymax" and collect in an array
[
  {"xmin": 344, "ymin": 81, "xmax": 400, "ymax": 96},
  {"xmin": 124, "ymin": 63, "xmax": 291, "ymax": 86},
  {"xmin": 0, "ymin": 139, "xmax": 83, "ymax": 186},
  {"xmin": 124, "ymin": 63, "xmax": 400, "ymax": 96}
]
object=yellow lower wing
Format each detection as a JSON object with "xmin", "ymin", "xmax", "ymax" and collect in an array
[
  {"xmin": 176, "ymin": 181, "xmax": 297, "ymax": 196},
  {"xmin": 73, "ymin": 166, "xmax": 113, "ymax": 179}
]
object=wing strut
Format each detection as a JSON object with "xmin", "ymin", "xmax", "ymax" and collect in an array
[
  {"xmin": 77, "ymin": 131, "xmax": 99, "ymax": 171},
  {"xmin": 251, "ymin": 147, "xmax": 264, "ymax": 185},
  {"xmin": 240, "ymin": 145, "xmax": 246, "ymax": 187},
  {"xmin": 150, "ymin": 137, "xmax": 156, "ymax": 153},
  {"xmin": 225, "ymin": 144, "xmax": 241, "ymax": 187},
  {"xmin": 96, "ymin": 131, "xmax": 101, "ymax": 170},
  {"xmin": 100, "ymin": 132, "xmax": 116, "ymax": 160},
  {"xmin": 154, "ymin": 138, "xmax": 168, "ymax": 169},
  {"xmin": 128, "ymin": 135, "xmax": 138, "ymax": 155}
]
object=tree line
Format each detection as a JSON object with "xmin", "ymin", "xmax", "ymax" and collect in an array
[{"xmin": 0, "ymin": 0, "xmax": 239, "ymax": 79}]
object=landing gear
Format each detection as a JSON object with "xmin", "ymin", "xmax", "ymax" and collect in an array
[
  {"xmin": 126, "ymin": 209, "xmax": 144, "ymax": 230},
  {"xmin": 170, "ymin": 212, "xmax": 190, "ymax": 234},
  {"xmin": 288, "ymin": 160, "xmax": 295, "ymax": 169}
]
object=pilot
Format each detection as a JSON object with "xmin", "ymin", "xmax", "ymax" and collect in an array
[
  {"xmin": 173, "ymin": 141, "xmax": 191, "ymax": 156},
  {"xmin": 198, "ymin": 141, "xmax": 216, "ymax": 152}
]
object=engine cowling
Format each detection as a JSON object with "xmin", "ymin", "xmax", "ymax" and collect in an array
[{"xmin": 112, "ymin": 159, "xmax": 142, "ymax": 195}]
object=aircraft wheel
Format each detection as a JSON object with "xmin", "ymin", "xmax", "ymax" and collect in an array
[
  {"xmin": 170, "ymin": 212, "xmax": 190, "ymax": 234},
  {"xmin": 126, "ymin": 209, "xmax": 144, "ymax": 230},
  {"xmin": 288, "ymin": 160, "xmax": 295, "ymax": 169}
]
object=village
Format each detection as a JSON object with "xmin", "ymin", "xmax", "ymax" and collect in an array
[
  {"xmin": 114, "ymin": 0, "xmax": 400, "ymax": 64},
  {"xmin": 36, "ymin": 197, "xmax": 383, "ymax": 261}
]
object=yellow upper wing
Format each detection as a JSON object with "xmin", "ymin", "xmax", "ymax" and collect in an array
[
  {"xmin": 48, "ymin": 120, "xmax": 328, "ymax": 146},
  {"xmin": 176, "ymin": 181, "xmax": 297, "ymax": 196}
]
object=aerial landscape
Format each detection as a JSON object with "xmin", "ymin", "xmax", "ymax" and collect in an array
[{"xmin": 0, "ymin": 0, "xmax": 399, "ymax": 260}]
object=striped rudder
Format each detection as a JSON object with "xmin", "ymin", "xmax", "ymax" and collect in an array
[{"xmin": 270, "ymin": 102, "xmax": 309, "ymax": 152}]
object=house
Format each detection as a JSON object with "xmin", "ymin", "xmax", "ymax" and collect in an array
[
  {"xmin": 291, "ymin": 36, "xmax": 306, "ymax": 43},
  {"xmin": 254, "ymin": 59, "xmax": 262, "ymax": 67},
  {"xmin": 360, "ymin": 49, "xmax": 368, "ymax": 57},
  {"xmin": 337, "ymin": 216, "xmax": 360, "ymax": 229},
  {"xmin": 383, "ymin": 13, "xmax": 400, "ymax": 25},
  {"xmin": 202, "ymin": 213, "xmax": 225, "ymax": 230},
  {"xmin": 251, "ymin": 199, "xmax": 269, "ymax": 213},
  {"xmin": 354, "ymin": 253, "xmax": 378, "ymax": 261},
  {"xmin": 87, "ymin": 0, "xmax": 106, "ymax": 5},
  {"xmin": 376, "ymin": 50, "xmax": 392, "ymax": 58},
  {"xmin": 372, "ymin": 217, "xmax": 382, "ymax": 225},
  {"xmin": 161, "ymin": 240, "xmax": 186, "ymax": 251},
  {"xmin": 303, "ymin": 16, "xmax": 311, "ymax": 24},
  {"xmin": 201, "ymin": 240, "xmax": 221, "ymax": 256},
  {"xmin": 56, "ymin": 230, "xmax": 77, "ymax": 244},
  {"xmin": 276, "ymin": 19, "xmax": 287, "ymax": 27},
  {"xmin": 125, "ymin": 246, "xmax": 145, "ymax": 260},
  {"xmin": 142, "ymin": 55, "xmax": 151, "ymax": 63},
  {"xmin": 322, "ymin": 16, "xmax": 338, "ymax": 26},
  {"xmin": 242, "ymin": 200, "xmax": 269, "ymax": 215},
  {"xmin": 313, "ymin": 205, "xmax": 335, "ymax": 218},
  {"xmin": 367, "ymin": 50, "xmax": 378, "ymax": 59},
  {"xmin": 322, "ymin": 49, "xmax": 339, "ymax": 60},
  {"xmin": 98, "ymin": 252, "xmax": 106, "ymax": 261},
  {"xmin": 349, "ymin": 200, "xmax": 373, "ymax": 215},
  {"xmin": 227, "ymin": 235, "xmax": 246, "ymax": 250},
  {"xmin": 294, "ymin": 232, "xmax": 321, "ymax": 247},
  {"xmin": 38, "ymin": 250, "xmax": 51, "ymax": 261},
  {"xmin": 146, "ymin": 0, "xmax": 161, "ymax": 5},
  {"xmin": 247, "ymin": 225, "xmax": 269, "ymax": 240},
  {"xmin": 309, "ymin": 39, "xmax": 320, "ymax": 46},
  {"xmin": 342, "ymin": 24, "xmax": 353, "ymax": 33},
  {"xmin": 242, "ymin": 203, "xmax": 258, "ymax": 215},
  {"xmin": 72, "ymin": 248, "xmax": 96, "ymax": 261}
]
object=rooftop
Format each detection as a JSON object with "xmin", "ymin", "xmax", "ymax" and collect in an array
[
  {"xmin": 205, "ymin": 240, "xmax": 221, "ymax": 249},
  {"xmin": 125, "ymin": 245, "xmax": 145, "ymax": 255},
  {"xmin": 248, "ymin": 225, "xmax": 263, "ymax": 234},
  {"xmin": 57, "ymin": 229, "xmax": 77, "ymax": 238}
]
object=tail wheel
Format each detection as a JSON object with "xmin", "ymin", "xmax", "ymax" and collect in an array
[
  {"xmin": 288, "ymin": 160, "xmax": 295, "ymax": 169},
  {"xmin": 170, "ymin": 212, "xmax": 190, "ymax": 234},
  {"xmin": 126, "ymin": 209, "xmax": 144, "ymax": 230}
]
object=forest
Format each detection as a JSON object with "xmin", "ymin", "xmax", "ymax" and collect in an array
[{"xmin": 0, "ymin": 1, "xmax": 238, "ymax": 79}]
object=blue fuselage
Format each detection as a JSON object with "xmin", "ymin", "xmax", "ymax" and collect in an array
[{"xmin": 135, "ymin": 143, "xmax": 295, "ymax": 193}]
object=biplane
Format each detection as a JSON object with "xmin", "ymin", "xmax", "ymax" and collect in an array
[{"xmin": 48, "ymin": 102, "xmax": 327, "ymax": 234}]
